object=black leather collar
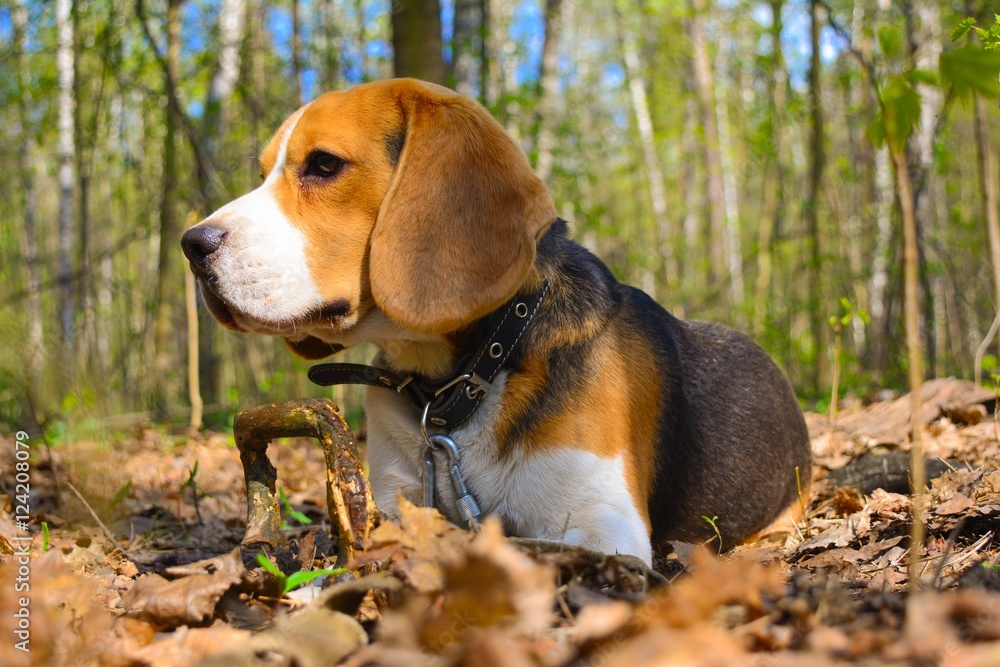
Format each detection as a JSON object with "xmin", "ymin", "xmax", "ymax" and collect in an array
[{"xmin": 308, "ymin": 280, "xmax": 550, "ymax": 430}]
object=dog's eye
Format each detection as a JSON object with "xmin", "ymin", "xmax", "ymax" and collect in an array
[{"xmin": 305, "ymin": 151, "xmax": 345, "ymax": 179}]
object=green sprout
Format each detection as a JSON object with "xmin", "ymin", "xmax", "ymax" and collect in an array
[{"xmin": 256, "ymin": 554, "xmax": 345, "ymax": 594}]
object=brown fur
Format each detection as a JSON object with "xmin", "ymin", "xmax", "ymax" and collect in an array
[{"xmin": 194, "ymin": 79, "xmax": 810, "ymax": 551}]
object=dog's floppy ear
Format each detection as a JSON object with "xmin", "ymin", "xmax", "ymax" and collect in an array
[
  {"xmin": 284, "ymin": 336, "xmax": 345, "ymax": 360},
  {"xmin": 370, "ymin": 80, "xmax": 556, "ymax": 335}
]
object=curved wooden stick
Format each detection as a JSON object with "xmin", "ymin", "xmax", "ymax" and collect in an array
[{"xmin": 233, "ymin": 398, "xmax": 377, "ymax": 565}]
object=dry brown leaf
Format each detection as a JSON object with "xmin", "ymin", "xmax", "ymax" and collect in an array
[
  {"xmin": 124, "ymin": 569, "xmax": 244, "ymax": 628},
  {"xmin": 356, "ymin": 497, "xmax": 473, "ymax": 593},
  {"xmin": 163, "ymin": 546, "xmax": 244, "ymax": 577},
  {"xmin": 456, "ymin": 630, "xmax": 538, "ymax": 667},
  {"xmin": 0, "ymin": 550, "xmax": 121, "ymax": 667},
  {"xmin": 572, "ymin": 601, "xmax": 633, "ymax": 644},
  {"xmin": 832, "ymin": 487, "xmax": 865, "ymax": 515},
  {"xmin": 667, "ymin": 541, "xmax": 700, "ymax": 570},
  {"xmin": 123, "ymin": 623, "xmax": 250, "ymax": 667},
  {"xmin": 793, "ymin": 507, "xmax": 872, "ymax": 557},
  {"xmin": 419, "ymin": 518, "xmax": 556, "ymax": 650},
  {"xmin": 636, "ymin": 550, "xmax": 784, "ymax": 630},
  {"xmin": 936, "ymin": 495, "xmax": 976, "ymax": 516}
]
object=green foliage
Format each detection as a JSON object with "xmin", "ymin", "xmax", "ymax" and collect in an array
[
  {"xmin": 255, "ymin": 554, "xmax": 345, "ymax": 595},
  {"xmin": 828, "ymin": 298, "xmax": 869, "ymax": 333},
  {"xmin": 953, "ymin": 15, "xmax": 1000, "ymax": 49},
  {"xmin": 869, "ymin": 76, "xmax": 921, "ymax": 154},
  {"xmin": 878, "ymin": 25, "xmax": 902, "ymax": 61},
  {"xmin": 702, "ymin": 514, "xmax": 722, "ymax": 553},
  {"xmin": 41, "ymin": 521, "xmax": 50, "ymax": 552},
  {"xmin": 108, "ymin": 481, "xmax": 133, "ymax": 509},
  {"xmin": 279, "ymin": 487, "xmax": 313, "ymax": 529},
  {"xmin": 940, "ymin": 45, "xmax": 1000, "ymax": 98}
]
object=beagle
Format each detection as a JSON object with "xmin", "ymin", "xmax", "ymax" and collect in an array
[{"xmin": 182, "ymin": 79, "xmax": 811, "ymax": 566}]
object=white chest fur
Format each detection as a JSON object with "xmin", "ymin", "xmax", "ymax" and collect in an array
[{"xmin": 364, "ymin": 372, "xmax": 653, "ymax": 565}]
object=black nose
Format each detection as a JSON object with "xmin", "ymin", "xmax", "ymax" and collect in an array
[{"xmin": 181, "ymin": 225, "xmax": 227, "ymax": 265}]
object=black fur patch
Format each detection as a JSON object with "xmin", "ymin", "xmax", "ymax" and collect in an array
[{"xmin": 384, "ymin": 127, "xmax": 405, "ymax": 166}]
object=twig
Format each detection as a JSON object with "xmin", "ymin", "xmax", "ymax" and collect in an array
[
  {"xmin": 974, "ymin": 310, "xmax": 1000, "ymax": 386},
  {"xmin": 817, "ymin": 0, "xmax": 876, "ymax": 81},
  {"xmin": 134, "ymin": 0, "xmax": 230, "ymax": 207},
  {"xmin": 65, "ymin": 481, "xmax": 120, "ymax": 549},
  {"xmin": 931, "ymin": 518, "xmax": 965, "ymax": 589}
]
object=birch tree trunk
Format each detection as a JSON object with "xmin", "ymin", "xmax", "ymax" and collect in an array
[
  {"xmin": 200, "ymin": 0, "xmax": 246, "ymax": 210},
  {"xmin": 688, "ymin": 0, "xmax": 725, "ymax": 288},
  {"xmin": 391, "ymin": 0, "xmax": 445, "ymax": 84},
  {"xmin": 533, "ymin": 0, "xmax": 563, "ymax": 183},
  {"xmin": 807, "ymin": 0, "xmax": 826, "ymax": 392},
  {"xmin": 754, "ymin": 0, "xmax": 786, "ymax": 336},
  {"xmin": 870, "ymin": 146, "xmax": 894, "ymax": 379},
  {"xmin": 73, "ymin": 0, "xmax": 96, "ymax": 372},
  {"xmin": 974, "ymin": 95, "xmax": 1000, "ymax": 352},
  {"xmin": 153, "ymin": 0, "xmax": 183, "ymax": 413},
  {"xmin": 715, "ymin": 41, "xmax": 745, "ymax": 320},
  {"xmin": 56, "ymin": 0, "xmax": 76, "ymax": 362},
  {"xmin": 14, "ymin": 0, "xmax": 43, "ymax": 413},
  {"xmin": 907, "ymin": 0, "xmax": 942, "ymax": 376},
  {"xmin": 618, "ymin": 4, "xmax": 677, "ymax": 301}
]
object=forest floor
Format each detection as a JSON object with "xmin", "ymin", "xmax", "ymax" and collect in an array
[{"xmin": 3, "ymin": 378, "xmax": 1000, "ymax": 666}]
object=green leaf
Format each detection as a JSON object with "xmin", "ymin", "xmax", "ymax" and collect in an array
[
  {"xmin": 940, "ymin": 45, "xmax": 1000, "ymax": 98},
  {"xmin": 952, "ymin": 18, "xmax": 977, "ymax": 42},
  {"xmin": 283, "ymin": 567, "xmax": 347, "ymax": 593},
  {"xmin": 108, "ymin": 481, "xmax": 133, "ymax": 508},
  {"xmin": 867, "ymin": 114, "xmax": 887, "ymax": 148},
  {"xmin": 908, "ymin": 69, "xmax": 939, "ymax": 86},
  {"xmin": 257, "ymin": 553, "xmax": 282, "ymax": 575},
  {"xmin": 41, "ymin": 522, "xmax": 50, "ymax": 552},
  {"xmin": 878, "ymin": 25, "xmax": 901, "ymax": 59},
  {"xmin": 875, "ymin": 77, "xmax": 921, "ymax": 153},
  {"xmin": 256, "ymin": 554, "xmax": 287, "ymax": 589}
]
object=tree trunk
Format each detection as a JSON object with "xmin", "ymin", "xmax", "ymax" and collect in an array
[
  {"xmin": 754, "ymin": 0, "xmax": 786, "ymax": 337},
  {"xmin": 974, "ymin": 95, "xmax": 1000, "ymax": 354},
  {"xmin": 807, "ymin": 0, "xmax": 825, "ymax": 392},
  {"xmin": 891, "ymin": 143, "xmax": 925, "ymax": 588},
  {"xmin": 687, "ymin": 0, "xmax": 725, "ymax": 289},
  {"xmin": 14, "ymin": 0, "xmax": 43, "ymax": 414},
  {"xmin": 533, "ymin": 0, "xmax": 563, "ymax": 183},
  {"xmin": 320, "ymin": 0, "xmax": 342, "ymax": 91},
  {"xmin": 478, "ymin": 0, "xmax": 490, "ymax": 106},
  {"xmin": 715, "ymin": 40, "xmax": 745, "ymax": 322},
  {"xmin": 56, "ymin": 0, "xmax": 76, "ymax": 360},
  {"xmin": 870, "ymin": 146, "xmax": 894, "ymax": 380},
  {"xmin": 291, "ymin": 0, "xmax": 303, "ymax": 104},
  {"xmin": 618, "ymin": 4, "xmax": 677, "ymax": 301},
  {"xmin": 186, "ymin": 269, "xmax": 203, "ymax": 430},
  {"xmin": 451, "ymin": 0, "xmax": 486, "ymax": 96},
  {"xmin": 907, "ymin": 0, "xmax": 943, "ymax": 377},
  {"xmin": 73, "ymin": 0, "xmax": 98, "ymax": 375},
  {"xmin": 199, "ymin": 0, "xmax": 246, "ymax": 210},
  {"xmin": 391, "ymin": 0, "xmax": 445, "ymax": 84},
  {"xmin": 153, "ymin": 0, "xmax": 183, "ymax": 414}
]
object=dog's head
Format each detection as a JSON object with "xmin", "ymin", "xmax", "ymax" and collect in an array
[{"xmin": 182, "ymin": 79, "xmax": 556, "ymax": 360}]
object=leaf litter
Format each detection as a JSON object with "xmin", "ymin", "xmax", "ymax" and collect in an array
[{"xmin": 3, "ymin": 378, "xmax": 1000, "ymax": 666}]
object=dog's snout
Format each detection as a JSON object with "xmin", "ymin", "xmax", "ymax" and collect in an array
[{"xmin": 181, "ymin": 225, "xmax": 227, "ymax": 266}]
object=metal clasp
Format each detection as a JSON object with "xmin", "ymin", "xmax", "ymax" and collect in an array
[
  {"xmin": 432, "ymin": 372, "xmax": 492, "ymax": 400},
  {"xmin": 420, "ymin": 404, "xmax": 481, "ymax": 530}
]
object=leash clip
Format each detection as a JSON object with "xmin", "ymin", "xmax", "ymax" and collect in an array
[{"xmin": 420, "ymin": 404, "xmax": 481, "ymax": 530}]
